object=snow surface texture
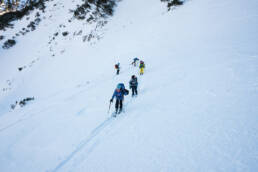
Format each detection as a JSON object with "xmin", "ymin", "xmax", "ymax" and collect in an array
[{"xmin": 0, "ymin": 0, "xmax": 258, "ymax": 171}]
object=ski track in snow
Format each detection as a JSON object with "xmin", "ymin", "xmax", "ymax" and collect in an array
[
  {"xmin": 51, "ymin": 99, "xmax": 135, "ymax": 172},
  {"xmin": 50, "ymin": 116, "xmax": 113, "ymax": 172},
  {"xmin": 50, "ymin": 77, "xmax": 138, "ymax": 172}
]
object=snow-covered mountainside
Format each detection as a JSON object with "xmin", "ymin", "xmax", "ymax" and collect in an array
[{"xmin": 0, "ymin": 0, "xmax": 258, "ymax": 171}]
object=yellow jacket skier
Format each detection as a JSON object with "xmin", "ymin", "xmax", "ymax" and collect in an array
[{"xmin": 139, "ymin": 60, "xmax": 145, "ymax": 75}]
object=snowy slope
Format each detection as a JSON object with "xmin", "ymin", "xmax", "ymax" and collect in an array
[{"xmin": 0, "ymin": 0, "xmax": 258, "ymax": 171}]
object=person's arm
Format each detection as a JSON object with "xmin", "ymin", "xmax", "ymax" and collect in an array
[{"xmin": 110, "ymin": 90, "xmax": 116, "ymax": 102}]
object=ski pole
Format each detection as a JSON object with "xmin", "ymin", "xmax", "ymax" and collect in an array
[{"xmin": 108, "ymin": 101, "xmax": 112, "ymax": 114}]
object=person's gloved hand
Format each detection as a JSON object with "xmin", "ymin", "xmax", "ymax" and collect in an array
[{"xmin": 110, "ymin": 99, "xmax": 113, "ymax": 103}]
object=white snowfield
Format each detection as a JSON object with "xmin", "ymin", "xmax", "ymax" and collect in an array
[{"xmin": 0, "ymin": 0, "xmax": 258, "ymax": 171}]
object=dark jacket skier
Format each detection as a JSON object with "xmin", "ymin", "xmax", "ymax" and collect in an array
[{"xmin": 129, "ymin": 75, "xmax": 138, "ymax": 96}]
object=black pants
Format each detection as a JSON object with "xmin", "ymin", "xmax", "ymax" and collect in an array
[
  {"xmin": 115, "ymin": 99, "xmax": 123, "ymax": 111},
  {"xmin": 131, "ymin": 86, "xmax": 138, "ymax": 96},
  {"xmin": 116, "ymin": 69, "xmax": 120, "ymax": 75}
]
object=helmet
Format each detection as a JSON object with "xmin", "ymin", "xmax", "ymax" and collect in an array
[
  {"xmin": 140, "ymin": 60, "xmax": 143, "ymax": 64},
  {"xmin": 132, "ymin": 75, "xmax": 135, "ymax": 79},
  {"xmin": 117, "ymin": 84, "xmax": 122, "ymax": 89}
]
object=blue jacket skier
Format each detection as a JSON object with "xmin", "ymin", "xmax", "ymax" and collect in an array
[
  {"xmin": 132, "ymin": 57, "xmax": 139, "ymax": 66},
  {"xmin": 110, "ymin": 83, "xmax": 129, "ymax": 114}
]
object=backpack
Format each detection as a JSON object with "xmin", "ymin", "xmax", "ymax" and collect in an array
[
  {"xmin": 124, "ymin": 89, "xmax": 129, "ymax": 96},
  {"xmin": 117, "ymin": 83, "xmax": 125, "ymax": 90},
  {"xmin": 117, "ymin": 83, "xmax": 129, "ymax": 96}
]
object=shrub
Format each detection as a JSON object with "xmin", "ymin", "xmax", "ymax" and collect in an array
[
  {"xmin": 73, "ymin": 0, "xmax": 117, "ymax": 20},
  {"xmin": 10, "ymin": 97, "xmax": 35, "ymax": 110},
  {"xmin": 168, "ymin": 0, "xmax": 183, "ymax": 7},
  {"xmin": 2, "ymin": 39, "xmax": 16, "ymax": 49},
  {"xmin": 62, "ymin": 31, "xmax": 69, "ymax": 36},
  {"xmin": 27, "ymin": 21, "xmax": 36, "ymax": 31},
  {"xmin": 161, "ymin": 0, "xmax": 184, "ymax": 10}
]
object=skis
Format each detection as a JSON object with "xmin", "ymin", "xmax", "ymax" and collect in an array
[
  {"xmin": 111, "ymin": 109, "xmax": 125, "ymax": 118},
  {"xmin": 110, "ymin": 96, "xmax": 135, "ymax": 117},
  {"xmin": 111, "ymin": 112, "xmax": 117, "ymax": 118}
]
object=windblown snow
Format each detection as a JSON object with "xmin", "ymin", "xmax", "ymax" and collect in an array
[{"xmin": 0, "ymin": 0, "xmax": 258, "ymax": 171}]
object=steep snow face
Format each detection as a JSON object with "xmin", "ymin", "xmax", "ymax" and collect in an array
[
  {"xmin": 0, "ymin": 0, "xmax": 258, "ymax": 172},
  {"xmin": 0, "ymin": 0, "xmax": 118, "ymax": 112}
]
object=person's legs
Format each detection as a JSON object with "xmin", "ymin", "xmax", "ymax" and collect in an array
[
  {"xmin": 132, "ymin": 86, "xmax": 137, "ymax": 96},
  {"xmin": 140, "ymin": 68, "xmax": 143, "ymax": 75},
  {"xmin": 115, "ymin": 99, "xmax": 119, "ymax": 113},
  {"xmin": 119, "ymin": 100, "xmax": 123, "ymax": 112}
]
